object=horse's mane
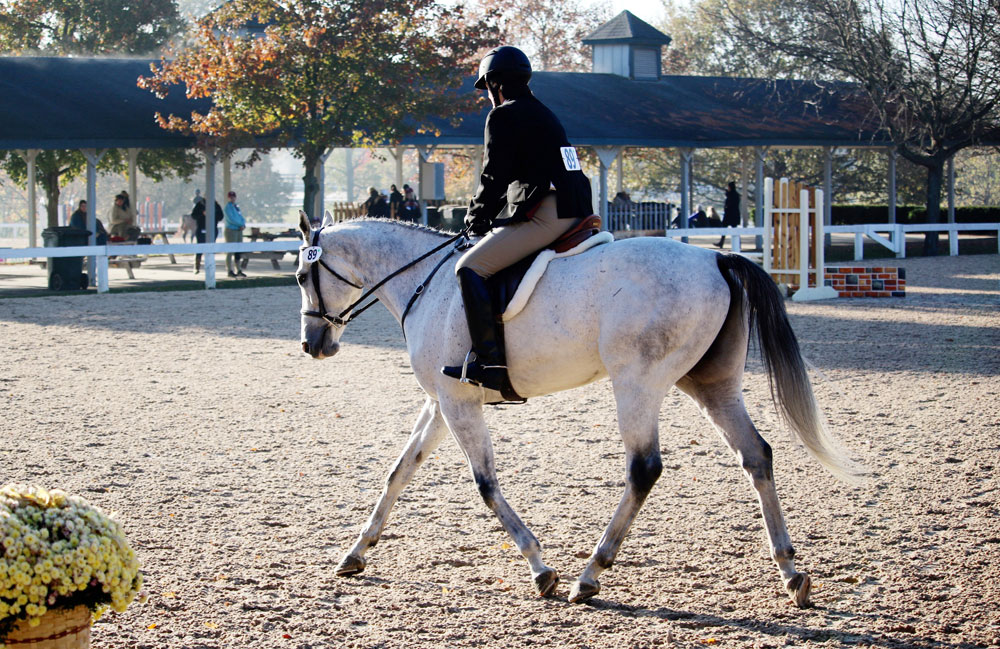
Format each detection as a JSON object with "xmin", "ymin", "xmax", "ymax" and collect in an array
[{"xmin": 349, "ymin": 217, "xmax": 457, "ymax": 238}]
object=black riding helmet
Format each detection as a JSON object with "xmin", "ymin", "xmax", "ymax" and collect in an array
[{"xmin": 475, "ymin": 46, "xmax": 531, "ymax": 90}]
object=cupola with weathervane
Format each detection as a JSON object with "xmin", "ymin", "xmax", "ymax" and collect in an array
[{"xmin": 583, "ymin": 10, "xmax": 671, "ymax": 81}]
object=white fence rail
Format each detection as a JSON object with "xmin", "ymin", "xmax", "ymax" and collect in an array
[
  {"xmin": 0, "ymin": 240, "xmax": 301, "ymax": 292},
  {"xmin": 2, "ymin": 221, "xmax": 996, "ymax": 293}
]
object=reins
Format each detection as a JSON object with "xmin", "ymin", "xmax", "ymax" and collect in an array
[{"xmin": 300, "ymin": 226, "xmax": 468, "ymax": 329}]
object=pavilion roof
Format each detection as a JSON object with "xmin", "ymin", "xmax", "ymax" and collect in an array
[
  {"xmin": 410, "ymin": 71, "xmax": 888, "ymax": 149},
  {"xmin": 0, "ymin": 56, "xmax": 889, "ymax": 152},
  {"xmin": 0, "ymin": 56, "xmax": 207, "ymax": 150}
]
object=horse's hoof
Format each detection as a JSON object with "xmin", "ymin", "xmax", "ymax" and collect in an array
[
  {"xmin": 335, "ymin": 554, "xmax": 367, "ymax": 577},
  {"xmin": 568, "ymin": 577, "xmax": 600, "ymax": 603},
  {"xmin": 785, "ymin": 572, "xmax": 812, "ymax": 608},
  {"xmin": 533, "ymin": 568, "xmax": 559, "ymax": 597}
]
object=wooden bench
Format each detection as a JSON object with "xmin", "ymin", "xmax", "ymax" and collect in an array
[
  {"xmin": 109, "ymin": 256, "xmax": 143, "ymax": 279},
  {"xmin": 108, "ymin": 242, "xmax": 144, "ymax": 279}
]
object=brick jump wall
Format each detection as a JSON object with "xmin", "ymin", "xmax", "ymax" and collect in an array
[{"xmin": 824, "ymin": 266, "xmax": 906, "ymax": 298}]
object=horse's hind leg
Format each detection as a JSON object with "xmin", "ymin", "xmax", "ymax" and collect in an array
[
  {"xmin": 677, "ymin": 377, "xmax": 811, "ymax": 607},
  {"xmin": 336, "ymin": 397, "xmax": 449, "ymax": 576},
  {"xmin": 569, "ymin": 382, "xmax": 665, "ymax": 603}
]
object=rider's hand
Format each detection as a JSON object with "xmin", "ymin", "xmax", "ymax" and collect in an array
[{"xmin": 465, "ymin": 214, "xmax": 491, "ymax": 236}]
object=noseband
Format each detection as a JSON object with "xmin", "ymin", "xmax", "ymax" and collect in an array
[{"xmin": 299, "ymin": 226, "xmax": 467, "ymax": 329}]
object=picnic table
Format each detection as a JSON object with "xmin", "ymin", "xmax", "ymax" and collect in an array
[
  {"xmin": 107, "ymin": 241, "xmax": 145, "ymax": 279},
  {"xmin": 140, "ymin": 230, "xmax": 177, "ymax": 264},
  {"xmin": 241, "ymin": 228, "xmax": 299, "ymax": 270}
]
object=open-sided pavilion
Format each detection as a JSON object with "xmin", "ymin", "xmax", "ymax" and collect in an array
[{"xmin": 0, "ymin": 11, "xmax": 969, "ymax": 288}]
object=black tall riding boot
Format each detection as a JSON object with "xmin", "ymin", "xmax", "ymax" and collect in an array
[{"xmin": 442, "ymin": 267, "xmax": 518, "ymax": 398}]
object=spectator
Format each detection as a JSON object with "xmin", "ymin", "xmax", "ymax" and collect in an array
[
  {"xmin": 361, "ymin": 186, "xmax": 388, "ymax": 218},
  {"xmin": 388, "ymin": 184, "xmax": 404, "ymax": 218},
  {"xmin": 108, "ymin": 191, "xmax": 138, "ymax": 239},
  {"xmin": 68, "ymin": 200, "xmax": 108, "ymax": 245},
  {"xmin": 716, "ymin": 181, "xmax": 742, "ymax": 248},
  {"xmin": 401, "ymin": 184, "xmax": 419, "ymax": 221},
  {"xmin": 192, "ymin": 196, "xmax": 223, "ymax": 275},
  {"xmin": 690, "ymin": 204, "xmax": 708, "ymax": 228},
  {"xmin": 177, "ymin": 194, "xmax": 199, "ymax": 243},
  {"xmin": 611, "ymin": 191, "xmax": 633, "ymax": 211},
  {"xmin": 706, "ymin": 206, "xmax": 723, "ymax": 227},
  {"xmin": 223, "ymin": 190, "xmax": 247, "ymax": 277}
]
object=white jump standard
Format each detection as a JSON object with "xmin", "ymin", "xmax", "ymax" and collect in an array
[{"xmin": 296, "ymin": 213, "xmax": 860, "ymax": 607}]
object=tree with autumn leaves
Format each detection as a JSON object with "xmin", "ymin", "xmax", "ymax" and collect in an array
[
  {"xmin": 0, "ymin": 0, "xmax": 193, "ymax": 228},
  {"xmin": 142, "ymin": 0, "xmax": 492, "ymax": 219}
]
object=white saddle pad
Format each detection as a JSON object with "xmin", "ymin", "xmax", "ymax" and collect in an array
[{"xmin": 501, "ymin": 231, "xmax": 614, "ymax": 322}]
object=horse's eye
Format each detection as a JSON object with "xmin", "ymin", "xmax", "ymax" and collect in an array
[{"xmin": 295, "ymin": 273, "xmax": 307, "ymax": 286}]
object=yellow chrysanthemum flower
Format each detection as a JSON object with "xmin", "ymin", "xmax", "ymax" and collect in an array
[{"xmin": 0, "ymin": 485, "xmax": 142, "ymax": 632}]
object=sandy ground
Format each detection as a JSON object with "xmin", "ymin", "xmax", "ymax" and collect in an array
[{"xmin": 1, "ymin": 253, "xmax": 998, "ymax": 649}]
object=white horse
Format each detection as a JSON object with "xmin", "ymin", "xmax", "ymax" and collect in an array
[{"xmin": 296, "ymin": 213, "xmax": 859, "ymax": 607}]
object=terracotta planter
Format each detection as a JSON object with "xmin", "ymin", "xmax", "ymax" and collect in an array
[{"xmin": 4, "ymin": 605, "xmax": 91, "ymax": 648}]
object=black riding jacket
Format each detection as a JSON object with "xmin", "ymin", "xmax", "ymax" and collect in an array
[{"xmin": 467, "ymin": 88, "xmax": 593, "ymax": 230}]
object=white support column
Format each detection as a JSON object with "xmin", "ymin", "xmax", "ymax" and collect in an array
[
  {"xmin": 81, "ymin": 149, "xmax": 105, "ymax": 287},
  {"xmin": 616, "ymin": 151, "xmax": 624, "ymax": 194},
  {"xmin": 594, "ymin": 146, "xmax": 623, "ymax": 231},
  {"xmin": 204, "ymin": 147, "xmax": 218, "ymax": 289},
  {"xmin": 222, "ymin": 153, "xmax": 232, "ymax": 200},
  {"xmin": 947, "ymin": 155, "xmax": 957, "ymax": 255},
  {"xmin": 19, "ymin": 150, "xmax": 39, "ymax": 247},
  {"xmin": 754, "ymin": 146, "xmax": 766, "ymax": 249},
  {"xmin": 823, "ymin": 147, "xmax": 833, "ymax": 228},
  {"xmin": 887, "ymin": 147, "xmax": 898, "ymax": 224},
  {"xmin": 126, "ymin": 148, "xmax": 140, "ymax": 209},
  {"xmin": 416, "ymin": 146, "xmax": 436, "ymax": 226},
  {"xmin": 345, "ymin": 149, "xmax": 355, "ymax": 203},
  {"xmin": 470, "ymin": 145, "xmax": 483, "ymax": 196},
  {"xmin": 739, "ymin": 148, "xmax": 750, "ymax": 227},
  {"xmin": 679, "ymin": 148, "xmax": 693, "ymax": 243},
  {"xmin": 762, "ymin": 177, "xmax": 774, "ymax": 275},
  {"xmin": 389, "ymin": 145, "xmax": 406, "ymax": 190}
]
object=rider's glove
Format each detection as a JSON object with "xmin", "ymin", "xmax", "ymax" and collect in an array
[{"xmin": 465, "ymin": 214, "xmax": 491, "ymax": 236}]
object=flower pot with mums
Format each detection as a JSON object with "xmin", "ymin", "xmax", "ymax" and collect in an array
[{"xmin": 0, "ymin": 485, "xmax": 143, "ymax": 648}]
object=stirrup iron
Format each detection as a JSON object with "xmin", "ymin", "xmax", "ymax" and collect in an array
[{"xmin": 458, "ymin": 350, "xmax": 476, "ymax": 384}]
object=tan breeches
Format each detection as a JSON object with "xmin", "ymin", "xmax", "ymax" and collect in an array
[{"xmin": 456, "ymin": 194, "xmax": 580, "ymax": 278}]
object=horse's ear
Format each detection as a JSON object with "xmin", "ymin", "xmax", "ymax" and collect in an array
[
  {"xmin": 322, "ymin": 210, "xmax": 335, "ymax": 229},
  {"xmin": 298, "ymin": 210, "xmax": 311, "ymax": 240}
]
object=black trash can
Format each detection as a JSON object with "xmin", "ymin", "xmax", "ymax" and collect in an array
[
  {"xmin": 42, "ymin": 227, "xmax": 90, "ymax": 290},
  {"xmin": 438, "ymin": 205, "xmax": 467, "ymax": 232},
  {"xmin": 425, "ymin": 206, "xmax": 441, "ymax": 229}
]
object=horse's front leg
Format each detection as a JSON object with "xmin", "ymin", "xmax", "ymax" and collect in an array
[
  {"xmin": 439, "ymin": 397, "xmax": 559, "ymax": 597},
  {"xmin": 570, "ymin": 385, "xmax": 663, "ymax": 603},
  {"xmin": 336, "ymin": 397, "xmax": 448, "ymax": 576}
]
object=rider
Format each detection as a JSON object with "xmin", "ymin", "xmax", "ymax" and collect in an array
[{"xmin": 441, "ymin": 45, "xmax": 594, "ymax": 396}]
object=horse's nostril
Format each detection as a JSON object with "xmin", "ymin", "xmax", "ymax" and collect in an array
[{"xmin": 301, "ymin": 341, "xmax": 310, "ymax": 354}]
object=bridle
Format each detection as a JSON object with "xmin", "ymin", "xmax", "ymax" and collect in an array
[
  {"xmin": 298, "ymin": 228, "xmax": 365, "ymax": 328},
  {"xmin": 298, "ymin": 226, "xmax": 468, "ymax": 330}
]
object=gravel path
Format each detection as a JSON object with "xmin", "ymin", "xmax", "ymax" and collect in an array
[{"xmin": 1, "ymin": 253, "xmax": 997, "ymax": 649}]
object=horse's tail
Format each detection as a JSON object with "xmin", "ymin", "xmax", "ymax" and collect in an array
[{"xmin": 715, "ymin": 253, "xmax": 863, "ymax": 483}]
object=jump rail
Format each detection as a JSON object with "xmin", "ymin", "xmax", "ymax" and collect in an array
[
  {"xmin": 826, "ymin": 223, "xmax": 1000, "ymax": 259},
  {"xmin": 0, "ymin": 240, "xmax": 301, "ymax": 293},
  {"xmin": 662, "ymin": 223, "xmax": 999, "ymax": 260}
]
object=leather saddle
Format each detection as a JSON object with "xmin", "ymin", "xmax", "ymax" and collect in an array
[{"xmin": 487, "ymin": 215, "xmax": 602, "ymax": 316}]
